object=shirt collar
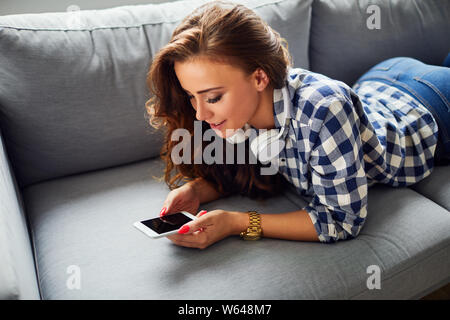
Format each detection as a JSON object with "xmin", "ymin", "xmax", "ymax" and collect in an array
[{"xmin": 272, "ymin": 67, "xmax": 298, "ymax": 130}]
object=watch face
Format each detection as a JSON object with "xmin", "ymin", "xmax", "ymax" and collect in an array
[{"xmin": 245, "ymin": 232, "xmax": 261, "ymax": 240}]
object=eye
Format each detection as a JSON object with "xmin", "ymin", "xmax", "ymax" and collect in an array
[
  {"xmin": 187, "ymin": 94, "xmax": 222, "ymax": 104},
  {"xmin": 207, "ymin": 95, "xmax": 222, "ymax": 104}
]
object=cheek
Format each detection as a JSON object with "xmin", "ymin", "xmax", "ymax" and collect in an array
[{"xmin": 226, "ymin": 91, "xmax": 257, "ymax": 120}]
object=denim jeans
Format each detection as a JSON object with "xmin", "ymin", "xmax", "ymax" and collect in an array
[{"xmin": 354, "ymin": 56, "xmax": 450, "ymax": 164}]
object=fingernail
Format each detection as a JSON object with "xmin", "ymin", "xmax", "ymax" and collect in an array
[
  {"xmin": 159, "ymin": 207, "xmax": 167, "ymax": 217},
  {"xmin": 199, "ymin": 210, "xmax": 207, "ymax": 217},
  {"xmin": 178, "ymin": 225, "xmax": 190, "ymax": 234}
]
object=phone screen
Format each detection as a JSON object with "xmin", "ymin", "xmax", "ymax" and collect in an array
[{"xmin": 140, "ymin": 212, "xmax": 193, "ymax": 235}]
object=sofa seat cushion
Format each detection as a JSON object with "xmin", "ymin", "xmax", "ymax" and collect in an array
[
  {"xmin": 410, "ymin": 166, "xmax": 450, "ymax": 211},
  {"xmin": 23, "ymin": 159, "xmax": 450, "ymax": 299}
]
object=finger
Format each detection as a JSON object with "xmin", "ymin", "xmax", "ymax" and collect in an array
[
  {"xmin": 160, "ymin": 193, "xmax": 177, "ymax": 216},
  {"xmin": 170, "ymin": 224, "xmax": 210, "ymax": 240},
  {"xmin": 178, "ymin": 220, "xmax": 208, "ymax": 235},
  {"xmin": 170, "ymin": 239, "xmax": 203, "ymax": 249},
  {"xmin": 175, "ymin": 210, "xmax": 209, "ymax": 235},
  {"xmin": 167, "ymin": 232, "xmax": 206, "ymax": 248},
  {"xmin": 167, "ymin": 231, "xmax": 199, "ymax": 241},
  {"xmin": 160, "ymin": 201, "xmax": 178, "ymax": 217},
  {"xmin": 159, "ymin": 206, "xmax": 168, "ymax": 217},
  {"xmin": 194, "ymin": 210, "xmax": 207, "ymax": 232},
  {"xmin": 196, "ymin": 210, "xmax": 207, "ymax": 217}
]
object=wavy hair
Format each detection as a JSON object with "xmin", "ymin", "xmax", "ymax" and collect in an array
[{"xmin": 145, "ymin": 0, "xmax": 293, "ymax": 200}]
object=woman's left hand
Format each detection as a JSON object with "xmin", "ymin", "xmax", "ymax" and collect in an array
[{"xmin": 166, "ymin": 209, "xmax": 241, "ymax": 249}]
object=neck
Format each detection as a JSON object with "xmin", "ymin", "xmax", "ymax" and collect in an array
[{"xmin": 248, "ymin": 85, "xmax": 275, "ymax": 129}]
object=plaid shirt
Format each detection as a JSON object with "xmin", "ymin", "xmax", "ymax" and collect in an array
[{"xmin": 272, "ymin": 67, "xmax": 438, "ymax": 243}]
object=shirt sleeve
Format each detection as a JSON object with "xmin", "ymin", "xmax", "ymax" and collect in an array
[{"xmin": 305, "ymin": 97, "xmax": 368, "ymax": 243}]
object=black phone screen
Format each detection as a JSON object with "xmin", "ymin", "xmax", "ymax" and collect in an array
[{"xmin": 140, "ymin": 212, "xmax": 193, "ymax": 234}]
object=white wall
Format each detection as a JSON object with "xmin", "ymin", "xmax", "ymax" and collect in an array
[{"xmin": 0, "ymin": 0, "xmax": 181, "ymax": 15}]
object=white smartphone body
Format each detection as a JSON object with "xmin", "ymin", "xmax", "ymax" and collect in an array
[{"xmin": 133, "ymin": 211, "xmax": 197, "ymax": 239}]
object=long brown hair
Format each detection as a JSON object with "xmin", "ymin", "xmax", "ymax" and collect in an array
[{"xmin": 145, "ymin": 0, "xmax": 293, "ymax": 200}]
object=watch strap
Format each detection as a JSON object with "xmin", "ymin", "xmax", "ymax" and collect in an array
[{"xmin": 240, "ymin": 210, "xmax": 262, "ymax": 240}]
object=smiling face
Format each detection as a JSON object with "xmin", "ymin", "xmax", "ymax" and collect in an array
[{"xmin": 174, "ymin": 56, "xmax": 274, "ymax": 138}]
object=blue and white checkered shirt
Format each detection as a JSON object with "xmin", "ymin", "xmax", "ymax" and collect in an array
[{"xmin": 272, "ymin": 67, "xmax": 438, "ymax": 243}]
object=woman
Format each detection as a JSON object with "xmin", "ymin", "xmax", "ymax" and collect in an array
[{"xmin": 145, "ymin": 1, "xmax": 449, "ymax": 248}]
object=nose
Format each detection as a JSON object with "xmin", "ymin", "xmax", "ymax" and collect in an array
[{"xmin": 193, "ymin": 99, "xmax": 213, "ymax": 122}]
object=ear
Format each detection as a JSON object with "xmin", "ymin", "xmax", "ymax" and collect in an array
[{"xmin": 253, "ymin": 68, "xmax": 270, "ymax": 92}]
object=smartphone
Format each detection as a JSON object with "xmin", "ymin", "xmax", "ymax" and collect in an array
[{"xmin": 133, "ymin": 211, "xmax": 197, "ymax": 239}]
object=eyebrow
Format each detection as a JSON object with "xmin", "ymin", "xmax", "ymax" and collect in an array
[{"xmin": 183, "ymin": 86, "xmax": 224, "ymax": 94}]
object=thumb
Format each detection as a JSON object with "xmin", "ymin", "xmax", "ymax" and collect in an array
[{"xmin": 178, "ymin": 210, "xmax": 207, "ymax": 234}]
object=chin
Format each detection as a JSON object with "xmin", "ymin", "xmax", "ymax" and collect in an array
[
  {"xmin": 214, "ymin": 128, "xmax": 226, "ymax": 139},
  {"xmin": 221, "ymin": 127, "xmax": 238, "ymax": 139},
  {"xmin": 213, "ymin": 122, "xmax": 245, "ymax": 139}
]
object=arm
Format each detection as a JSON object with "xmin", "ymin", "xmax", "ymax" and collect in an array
[
  {"xmin": 230, "ymin": 97, "xmax": 367, "ymax": 243},
  {"xmin": 168, "ymin": 208, "xmax": 319, "ymax": 249},
  {"xmin": 229, "ymin": 209, "xmax": 320, "ymax": 242},
  {"xmin": 174, "ymin": 94, "xmax": 366, "ymax": 245},
  {"xmin": 305, "ymin": 98, "xmax": 368, "ymax": 243}
]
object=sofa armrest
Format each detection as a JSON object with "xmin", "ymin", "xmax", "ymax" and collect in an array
[{"xmin": 0, "ymin": 131, "xmax": 40, "ymax": 299}]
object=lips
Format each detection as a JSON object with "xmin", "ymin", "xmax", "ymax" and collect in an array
[{"xmin": 210, "ymin": 120, "xmax": 226, "ymax": 129}]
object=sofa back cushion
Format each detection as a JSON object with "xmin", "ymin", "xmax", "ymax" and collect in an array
[
  {"xmin": 309, "ymin": 0, "xmax": 450, "ymax": 86},
  {"xmin": 0, "ymin": 0, "xmax": 312, "ymax": 189}
]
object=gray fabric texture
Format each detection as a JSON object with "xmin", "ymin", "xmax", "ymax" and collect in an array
[
  {"xmin": 0, "ymin": 0, "xmax": 312, "ymax": 189},
  {"xmin": 23, "ymin": 158, "xmax": 450, "ymax": 299},
  {"xmin": 309, "ymin": 0, "xmax": 450, "ymax": 86},
  {"xmin": 410, "ymin": 165, "xmax": 450, "ymax": 211},
  {"xmin": 0, "ymin": 132, "xmax": 40, "ymax": 299}
]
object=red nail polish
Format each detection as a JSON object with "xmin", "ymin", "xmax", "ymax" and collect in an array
[
  {"xmin": 159, "ymin": 207, "xmax": 167, "ymax": 217},
  {"xmin": 178, "ymin": 225, "xmax": 190, "ymax": 234},
  {"xmin": 199, "ymin": 210, "xmax": 207, "ymax": 217}
]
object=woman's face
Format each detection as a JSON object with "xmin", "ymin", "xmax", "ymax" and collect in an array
[{"xmin": 174, "ymin": 57, "xmax": 272, "ymax": 139}]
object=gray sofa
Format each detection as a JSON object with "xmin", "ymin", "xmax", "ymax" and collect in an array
[{"xmin": 0, "ymin": 0, "xmax": 449, "ymax": 300}]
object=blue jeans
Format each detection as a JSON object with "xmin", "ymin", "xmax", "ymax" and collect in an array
[{"xmin": 354, "ymin": 56, "xmax": 450, "ymax": 164}]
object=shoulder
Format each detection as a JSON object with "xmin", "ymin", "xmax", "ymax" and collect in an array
[
  {"xmin": 287, "ymin": 67, "xmax": 357, "ymax": 126},
  {"xmin": 287, "ymin": 67, "xmax": 353, "ymax": 101}
]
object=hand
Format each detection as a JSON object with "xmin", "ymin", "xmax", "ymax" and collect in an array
[
  {"xmin": 159, "ymin": 183, "xmax": 200, "ymax": 217},
  {"xmin": 166, "ymin": 209, "xmax": 239, "ymax": 250}
]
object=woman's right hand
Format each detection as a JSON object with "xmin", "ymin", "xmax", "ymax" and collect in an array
[{"xmin": 159, "ymin": 183, "xmax": 201, "ymax": 217}]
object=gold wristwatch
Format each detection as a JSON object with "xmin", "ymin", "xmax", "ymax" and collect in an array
[{"xmin": 239, "ymin": 211, "xmax": 262, "ymax": 240}]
